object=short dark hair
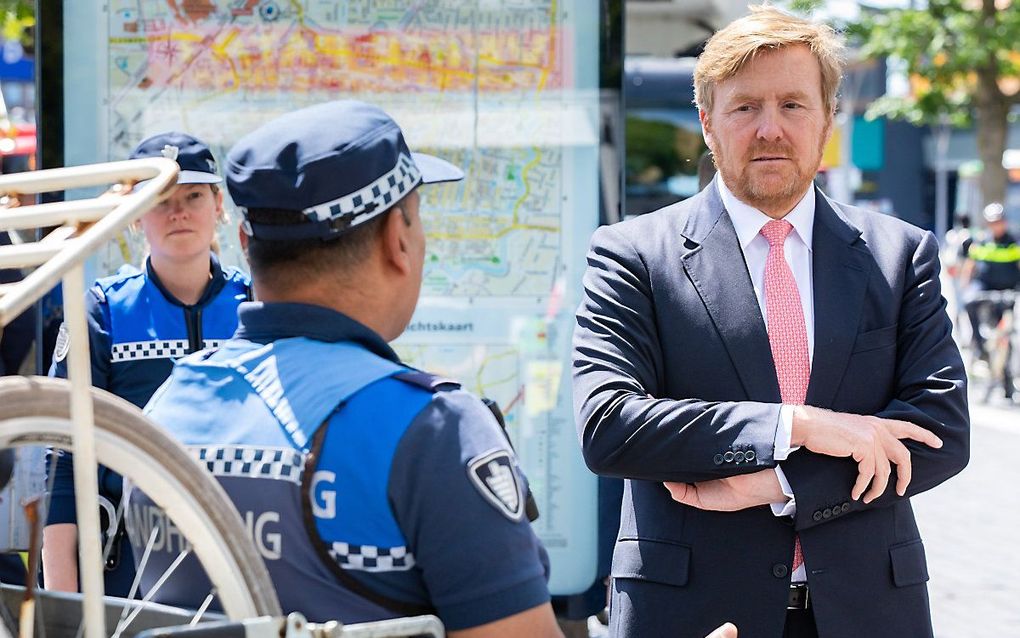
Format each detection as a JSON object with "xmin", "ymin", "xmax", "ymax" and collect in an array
[{"xmin": 243, "ymin": 197, "xmax": 411, "ymax": 288}]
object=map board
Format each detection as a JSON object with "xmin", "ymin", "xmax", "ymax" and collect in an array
[{"xmin": 50, "ymin": 0, "xmax": 622, "ymax": 594}]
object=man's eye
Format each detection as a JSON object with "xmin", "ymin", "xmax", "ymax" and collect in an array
[{"xmin": 784, "ymin": 103, "xmax": 802, "ymax": 109}]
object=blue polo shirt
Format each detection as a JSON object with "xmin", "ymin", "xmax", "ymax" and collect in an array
[
  {"xmin": 45, "ymin": 254, "xmax": 250, "ymax": 595},
  {"xmin": 138, "ymin": 302, "xmax": 551, "ymax": 629}
]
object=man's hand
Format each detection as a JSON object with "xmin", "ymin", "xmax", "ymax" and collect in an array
[
  {"xmin": 706, "ymin": 623, "xmax": 737, "ymax": 638},
  {"xmin": 792, "ymin": 405, "xmax": 943, "ymax": 503},
  {"xmin": 665, "ymin": 469, "xmax": 785, "ymax": 511}
]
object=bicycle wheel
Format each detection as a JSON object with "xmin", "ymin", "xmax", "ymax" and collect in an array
[
  {"xmin": 0, "ymin": 375, "xmax": 281, "ymax": 622},
  {"xmin": 1007, "ymin": 326, "xmax": 1018, "ymax": 399}
]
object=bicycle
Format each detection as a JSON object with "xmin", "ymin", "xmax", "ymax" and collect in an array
[
  {"xmin": 0, "ymin": 161, "xmax": 441, "ymax": 637},
  {"xmin": 967, "ymin": 289, "xmax": 1019, "ymax": 403}
]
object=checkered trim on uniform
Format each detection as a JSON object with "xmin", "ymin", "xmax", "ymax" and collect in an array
[
  {"xmin": 303, "ymin": 152, "xmax": 421, "ymax": 225},
  {"xmin": 111, "ymin": 339, "xmax": 227, "ymax": 362},
  {"xmin": 329, "ymin": 542, "xmax": 416, "ymax": 572},
  {"xmin": 190, "ymin": 445, "xmax": 305, "ymax": 485}
]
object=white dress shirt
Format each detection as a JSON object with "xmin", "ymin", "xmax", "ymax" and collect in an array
[{"xmin": 716, "ymin": 178, "xmax": 814, "ymax": 519}]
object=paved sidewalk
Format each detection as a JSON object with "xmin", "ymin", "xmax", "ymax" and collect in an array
[{"xmin": 913, "ymin": 398, "xmax": 1020, "ymax": 638}]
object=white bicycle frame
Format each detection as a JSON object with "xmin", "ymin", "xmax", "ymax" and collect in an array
[
  {"xmin": 0, "ymin": 159, "xmax": 445, "ymax": 638},
  {"xmin": 0, "ymin": 158, "xmax": 180, "ymax": 638}
]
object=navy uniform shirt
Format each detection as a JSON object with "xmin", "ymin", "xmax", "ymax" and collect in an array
[
  {"xmin": 46, "ymin": 254, "xmax": 249, "ymax": 595},
  {"xmin": 969, "ymin": 231, "xmax": 1020, "ymax": 291},
  {"xmin": 139, "ymin": 302, "xmax": 551, "ymax": 629}
]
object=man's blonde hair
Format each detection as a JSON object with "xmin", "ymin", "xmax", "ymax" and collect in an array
[{"xmin": 694, "ymin": 5, "xmax": 845, "ymax": 116}]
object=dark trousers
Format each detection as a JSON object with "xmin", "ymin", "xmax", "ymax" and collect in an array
[
  {"xmin": 964, "ymin": 298, "xmax": 1001, "ymax": 351},
  {"xmin": 963, "ymin": 284, "xmax": 1010, "ymax": 352},
  {"xmin": 783, "ymin": 609, "xmax": 818, "ymax": 638}
]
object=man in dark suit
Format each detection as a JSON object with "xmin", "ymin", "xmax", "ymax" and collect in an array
[{"xmin": 572, "ymin": 7, "xmax": 969, "ymax": 638}]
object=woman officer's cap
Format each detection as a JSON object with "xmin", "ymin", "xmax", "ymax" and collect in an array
[
  {"xmin": 131, "ymin": 131, "xmax": 222, "ymax": 185},
  {"xmin": 226, "ymin": 100, "xmax": 464, "ymax": 241}
]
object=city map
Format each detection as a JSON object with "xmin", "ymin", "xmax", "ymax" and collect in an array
[{"xmin": 91, "ymin": 0, "xmax": 600, "ymax": 592}]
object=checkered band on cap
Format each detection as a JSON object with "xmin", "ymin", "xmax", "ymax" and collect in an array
[
  {"xmin": 190, "ymin": 445, "xmax": 305, "ymax": 485},
  {"xmin": 111, "ymin": 339, "xmax": 227, "ymax": 362},
  {"xmin": 329, "ymin": 541, "xmax": 416, "ymax": 572},
  {"xmin": 302, "ymin": 152, "xmax": 421, "ymax": 226}
]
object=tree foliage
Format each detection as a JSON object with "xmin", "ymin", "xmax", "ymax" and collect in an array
[
  {"xmin": 848, "ymin": 0, "xmax": 1020, "ymax": 128},
  {"xmin": 0, "ymin": 0, "xmax": 33, "ymax": 48},
  {"xmin": 851, "ymin": 0, "xmax": 1020, "ymax": 207},
  {"xmin": 788, "ymin": 0, "xmax": 1019, "ymax": 207}
]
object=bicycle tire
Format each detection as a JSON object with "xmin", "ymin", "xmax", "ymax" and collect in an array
[{"xmin": 0, "ymin": 376, "xmax": 282, "ymax": 620}]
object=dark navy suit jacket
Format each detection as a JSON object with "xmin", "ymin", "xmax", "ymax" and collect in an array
[{"xmin": 572, "ymin": 181, "xmax": 969, "ymax": 638}]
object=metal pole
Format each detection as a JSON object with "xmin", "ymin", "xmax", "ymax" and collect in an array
[
  {"xmin": 62, "ymin": 264, "xmax": 106, "ymax": 638},
  {"xmin": 934, "ymin": 116, "xmax": 950, "ymax": 243}
]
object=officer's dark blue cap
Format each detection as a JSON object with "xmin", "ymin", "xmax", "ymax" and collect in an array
[
  {"xmin": 130, "ymin": 131, "xmax": 222, "ymax": 185},
  {"xmin": 226, "ymin": 100, "xmax": 464, "ymax": 241}
]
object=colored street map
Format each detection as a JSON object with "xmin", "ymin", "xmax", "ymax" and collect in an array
[
  {"xmin": 88, "ymin": 0, "xmax": 600, "ymax": 593},
  {"xmin": 105, "ymin": 0, "xmax": 571, "ymax": 299}
]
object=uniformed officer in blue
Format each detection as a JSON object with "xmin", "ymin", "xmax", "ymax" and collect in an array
[
  {"xmin": 131, "ymin": 101, "xmax": 562, "ymax": 636},
  {"xmin": 43, "ymin": 131, "xmax": 251, "ymax": 597}
]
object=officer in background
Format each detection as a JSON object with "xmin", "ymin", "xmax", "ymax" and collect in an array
[
  {"xmin": 132, "ymin": 100, "xmax": 561, "ymax": 637},
  {"xmin": 43, "ymin": 132, "xmax": 250, "ymax": 596},
  {"xmin": 961, "ymin": 202, "xmax": 1020, "ymax": 358}
]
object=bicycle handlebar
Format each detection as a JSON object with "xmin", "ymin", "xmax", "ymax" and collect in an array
[
  {"xmin": 0, "ymin": 157, "xmax": 179, "ymax": 326},
  {"xmin": 969, "ymin": 289, "xmax": 1020, "ymax": 304}
]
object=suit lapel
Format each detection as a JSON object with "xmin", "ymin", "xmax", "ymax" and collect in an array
[
  {"xmin": 806, "ymin": 190, "xmax": 872, "ymax": 408},
  {"xmin": 680, "ymin": 182, "xmax": 781, "ymax": 402}
]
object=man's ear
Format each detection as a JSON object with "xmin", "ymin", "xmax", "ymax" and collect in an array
[
  {"xmin": 823, "ymin": 111, "xmax": 835, "ymax": 146},
  {"xmin": 238, "ymin": 224, "xmax": 249, "ymax": 252},
  {"xmin": 699, "ymin": 109, "xmax": 715, "ymax": 148},
  {"xmin": 380, "ymin": 207, "xmax": 412, "ymax": 275}
]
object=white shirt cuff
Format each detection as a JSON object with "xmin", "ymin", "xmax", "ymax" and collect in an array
[
  {"xmin": 774, "ymin": 405, "xmax": 797, "ymax": 460},
  {"xmin": 771, "ymin": 466, "xmax": 797, "ymax": 517},
  {"xmin": 771, "ymin": 406, "xmax": 798, "ymax": 517}
]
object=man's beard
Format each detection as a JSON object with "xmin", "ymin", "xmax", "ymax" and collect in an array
[{"xmin": 712, "ymin": 139, "xmax": 825, "ymax": 215}]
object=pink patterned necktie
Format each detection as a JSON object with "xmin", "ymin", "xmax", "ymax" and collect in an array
[{"xmin": 760, "ymin": 219, "xmax": 809, "ymax": 573}]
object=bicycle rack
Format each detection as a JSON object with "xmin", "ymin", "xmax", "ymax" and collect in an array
[
  {"xmin": 0, "ymin": 159, "xmax": 180, "ymax": 638},
  {"xmin": 0, "ymin": 162, "xmax": 448, "ymax": 638},
  {"xmin": 135, "ymin": 611, "xmax": 445, "ymax": 638}
]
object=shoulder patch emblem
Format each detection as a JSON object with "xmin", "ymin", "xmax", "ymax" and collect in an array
[
  {"xmin": 53, "ymin": 323, "xmax": 70, "ymax": 363},
  {"xmin": 467, "ymin": 450, "xmax": 524, "ymax": 522}
]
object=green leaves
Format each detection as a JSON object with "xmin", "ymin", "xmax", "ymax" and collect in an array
[
  {"xmin": 822, "ymin": 0, "xmax": 1017, "ymax": 206},
  {"xmin": 853, "ymin": 2, "xmax": 1019, "ymax": 119},
  {"xmin": 0, "ymin": 0, "xmax": 33, "ymax": 47}
]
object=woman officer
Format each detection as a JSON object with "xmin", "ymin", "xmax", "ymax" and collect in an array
[{"xmin": 42, "ymin": 132, "xmax": 252, "ymax": 596}]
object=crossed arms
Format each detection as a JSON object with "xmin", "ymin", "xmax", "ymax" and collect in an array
[{"xmin": 573, "ymin": 223, "xmax": 969, "ymax": 525}]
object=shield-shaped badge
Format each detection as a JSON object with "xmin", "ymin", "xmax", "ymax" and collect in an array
[
  {"xmin": 53, "ymin": 322, "xmax": 70, "ymax": 363},
  {"xmin": 468, "ymin": 450, "xmax": 524, "ymax": 522}
]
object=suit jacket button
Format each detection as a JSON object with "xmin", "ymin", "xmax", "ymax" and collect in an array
[
  {"xmin": 746, "ymin": 450, "xmax": 756, "ymax": 461},
  {"xmin": 842, "ymin": 502, "xmax": 851, "ymax": 513},
  {"xmin": 713, "ymin": 454, "xmax": 724, "ymax": 465},
  {"xmin": 822, "ymin": 508, "xmax": 832, "ymax": 519},
  {"xmin": 772, "ymin": 563, "xmax": 789, "ymax": 578},
  {"xmin": 734, "ymin": 451, "xmax": 746, "ymax": 463},
  {"xmin": 723, "ymin": 451, "xmax": 735, "ymax": 463},
  {"xmin": 812, "ymin": 511, "xmax": 823, "ymax": 522}
]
